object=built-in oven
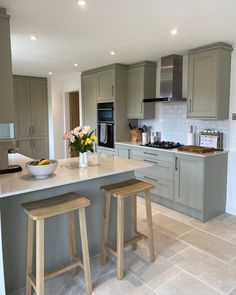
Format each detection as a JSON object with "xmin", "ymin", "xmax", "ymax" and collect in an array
[
  {"xmin": 97, "ymin": 102, "xmax": 115, "ymax": 148},
  {"xmin": 97, "ymin": 102, "xmax": 114, "ymax": 122}
]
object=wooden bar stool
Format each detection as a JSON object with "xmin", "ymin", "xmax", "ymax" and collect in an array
[
  {"xmin": 100, "ymin": 179, "xmax": 155, "ymax": 280},
  {"xmin": 21, "ymin": 193, "xmax": 92, "ymax": 295}
]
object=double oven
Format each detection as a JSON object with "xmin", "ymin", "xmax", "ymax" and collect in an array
[{"xmin": 97, "ymin": 102, "xmax": 115, "ymax": 148}]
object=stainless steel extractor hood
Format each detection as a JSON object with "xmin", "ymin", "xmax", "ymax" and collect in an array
[{"xmin": 143, "ymin": 54, "xmax": 187, "ymax": 103}]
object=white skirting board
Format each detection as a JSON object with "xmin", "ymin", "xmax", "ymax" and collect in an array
[
  {"xmin": 0, "ymin": 212, "xmax": 6, "ymax": 295},
  {"xmin": 226, "ymin": 206, "xmax": 236, "ymax": 216}
]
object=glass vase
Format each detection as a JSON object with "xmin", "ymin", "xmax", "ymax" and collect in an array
[{"xmin": 79, "ymin": 152, "xmax": 88, "ymax": 168}]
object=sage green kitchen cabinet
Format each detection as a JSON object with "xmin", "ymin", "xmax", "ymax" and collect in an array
[
  {"xmin": 97, "ymin": 69, "xmax": 115, "ymax": 101},
  {"xmin": 0, "ymin": 8, "xmax": 15, "ymax": 124},
  {"xmin": 82, "ymin": 64, "xmax": 129, "ymax": 145},
  {"xmin": 188, "ymin": 42, "xmax": 232, "ymax": 119},
  {"xmin": 14, "ymin": 76, "xmax": 49, "ymax": 159},
  {"xmin": 174, "ymin": 154, "xmax": 203, "ymax": 210},
  {"xmin": 115, "ymin": 144, "xmax": 131, "ymax": 159},
  {"xmin": 127, "ymin": 61, "xmax": 156, "ymax": 119},
  {"xmin": 81, "ymin": 73, "xmax": 97, "ymax": 132}
]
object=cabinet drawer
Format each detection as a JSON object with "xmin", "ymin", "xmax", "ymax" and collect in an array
[
  {"xmin": 132, "ymin": 148, "xmax": 174, "ymax": 163},
  {"xmin": 136, "ymin": 174, "xmax": 174, "ymax": 200},
  {"xmin": 135, "ymin": 160, "xmax": 173, "ymax": 181}
]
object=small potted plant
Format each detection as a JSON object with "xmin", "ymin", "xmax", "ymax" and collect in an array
[{"xmin": 64, "ymin": 125, "xmax": 98, "ymax": 167}]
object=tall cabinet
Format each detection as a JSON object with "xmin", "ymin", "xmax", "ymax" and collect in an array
[
  {"xmin": 14, "ymin": 75, "xmax": 49, "ymax": 159},
  {"xmin": 81, "ymin": 64, "xmax": 129, "ymax": 149}
]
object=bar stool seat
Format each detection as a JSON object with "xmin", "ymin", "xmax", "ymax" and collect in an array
[
  {"xmin": 22, "ymin": 192, "xmax": 92, "ymax": 295},
  {"xmin": 100, "ymin": 179, "xmax": 155, "ymax": 280}
]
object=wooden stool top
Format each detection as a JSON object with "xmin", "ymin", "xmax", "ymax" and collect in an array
[
  {"xmin": 101, "ymin": 179, "xmax": 154, "ymax": 198},
  {"xmin": 21, "ymin": 193, "xmax": 90, "ymax": 220}
]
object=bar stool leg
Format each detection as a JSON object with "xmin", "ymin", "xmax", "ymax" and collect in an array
[
  {"xmin": 117, "ymin": 197, "xmax": 124, "ymax": 280},
  {"xmin": 25, "ymin": 217, "xmax": 34, "ymax": 295},
  {"xmin": 36, "ymin": 219, "xmax": 44, "ymax": 295},
  {"xmin": 67, "ymin": 211, "xmax": 79, "ymax": 277},
  {"xmin": 131, "ymin": 195, "xmax": 137, "ymax": 250},
  {"xmin": 78, "ymin": 208, "xmax": 92, "ymax": 294},
  {"xmin": 145, "ymin": 190, "xmax": 155, "ymax": 262},
  {"xmin": 100, "ymin": 193, "xmax": 111, "ymax": 265}
]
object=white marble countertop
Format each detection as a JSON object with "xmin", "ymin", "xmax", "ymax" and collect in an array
[
  {"xmin": 115, "ymin": 141, "xmax": 228, "ymax": 158},
  {"xmin": 0, "ymin": 153, "xmax": 152, "ymax": 198}
]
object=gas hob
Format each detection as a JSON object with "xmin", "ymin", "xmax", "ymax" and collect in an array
[{"xmin": 141, "ymin": 141, "xmax": 183, "ymax": 149}]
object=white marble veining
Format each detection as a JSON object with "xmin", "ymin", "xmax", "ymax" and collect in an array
[
  {"xmin": 115, "ymin": 141, "xmax": 228, "ymax": 158},
  {"xmin": 0, "ymin": 153, "xmax": 151, "ymax": 198}
]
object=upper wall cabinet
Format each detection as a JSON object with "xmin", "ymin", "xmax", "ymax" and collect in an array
[
  {"xmin": 97, "ymin": 69, "xmax": 115, "ymax": 101},
  {"xmin": 127, "ymin": 61, "xmax": 156, "ymax": 119},
  {"xmin": 0, "ymin": 8, "xmax": 15, "ymax": 124},
  {"xmin": 187, "ymin": 42, "xmax": 232, "ymax": 119}
]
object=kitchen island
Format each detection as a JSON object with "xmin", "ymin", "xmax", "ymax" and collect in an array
[{"xmin": 0, "ymin": 153, "xmax": 151, "ymax": 294}]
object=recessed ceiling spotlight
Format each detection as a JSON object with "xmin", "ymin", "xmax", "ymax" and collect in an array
[
  {"xmin": 110, "ymin": 51, "xmax": 116, "ymax": 56},
  {"xmin": 77, "ymin": 0, "xmax": 87, "ymax": 6},
  {"xmin": 74, "ymin": 63, "xmax": 78, "ymax": 67},
  {"xmin": 48, "ymin": 72, "xmax": 53, "ymax": 75},
  {"xmin": 170, "ymin": 28, "xmax": 178, "ymax": 36},
  {"xmin": 30, "ymin": 35, "xmax": 37, "ymax": 41}
]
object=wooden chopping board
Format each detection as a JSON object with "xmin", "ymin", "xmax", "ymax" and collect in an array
[{"xmin": 178, "ymin": 145, "xmax": 216, "ymax": 153}]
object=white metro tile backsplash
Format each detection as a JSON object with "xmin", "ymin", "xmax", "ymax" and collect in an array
[{"xmin": 139, "ymin": 103, "xmax": 230, "ymax": 149}]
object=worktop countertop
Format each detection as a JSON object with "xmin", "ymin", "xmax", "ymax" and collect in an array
[
  {"xmin": 0, "ymin": 153, "xmax": 151, "ymax": 198},
  {"xmin": 115, "ymin": 141, "xmax": 228, "ymax": 158}
]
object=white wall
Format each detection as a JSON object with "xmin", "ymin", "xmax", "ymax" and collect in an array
[{"xmin": 48, "ymin": 72, "xmax": 82, "ymax": 159}]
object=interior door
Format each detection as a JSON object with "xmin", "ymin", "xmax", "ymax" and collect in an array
[{"xmin": 69, "ymin": 91, "xmax": 80, "ymax": 157}]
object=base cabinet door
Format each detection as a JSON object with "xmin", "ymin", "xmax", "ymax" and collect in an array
[
  {"xmin": 115, "ymin": 145, "xmax": 131, "ymax": 159},
  {"xmin": 174, "ymin": 154, "xmax": 203, "ymax": 210},
  {"xmin": 17, "ymin": 139, "xmax": 33, "ymax": 158}
]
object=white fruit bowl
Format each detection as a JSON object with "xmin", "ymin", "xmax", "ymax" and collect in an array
[{"xmin": 25, "ymin": 160, "xmax": 58, "ymax": 179}]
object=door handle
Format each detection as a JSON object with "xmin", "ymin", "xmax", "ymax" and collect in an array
[
  {"xmin": 140, "ymin": 102, "xmax": 143, "ymax": 114},
  {"xmin": 189, "ymin": 99, "xmax": 192, "ymax": 113},
  {"xmin": 112, "ymin": 85, "xmax": 114, "ymax": 97},
  {"xmin": 175, "ymin": 157, "xmax": 178, "ymax": 171},
  {"xmin": 144, "ymin": 159, "xmax": 158, "ymax": 164},
  {"xmin": 144, "ymin": 175, "xmax": 158, "ymax": 182}
]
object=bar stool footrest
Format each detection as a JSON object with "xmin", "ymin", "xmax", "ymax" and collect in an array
[{"xmin": 28, "ymin": 255, "xmax": 84, "ymax": 291}]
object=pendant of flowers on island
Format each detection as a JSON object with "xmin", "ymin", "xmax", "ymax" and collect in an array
[{"xmin": 63, "ymin": 125, "xmax": 98, "ymax": 153}]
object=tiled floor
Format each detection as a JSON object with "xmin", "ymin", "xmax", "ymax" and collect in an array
[{"xmin": 13, "ymin": 197, "xmax": 236, "ymax": 295}]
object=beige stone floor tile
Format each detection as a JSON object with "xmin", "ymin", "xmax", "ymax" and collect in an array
[
  {"xmin": 138, "ymin": 220, "xmax": 189, "ymax": 258},
  {"xmin": 213, "ymin": 213, "xmax": 236, "ymax": 225},
  {"xmin": 93, "ymin": 272, "xmax": 157, "ymax": 295},
  {"xmin": 188, "ymin": 219, "xmax": 236, "ymax": 241},
  {"xmin": 12, "ymin": 273, "xmax": 88, "ymax": 295},
  {"xmin": 229, "ymin": 288, "xmax": 236, "ymax": 295},
  {"xmin": 169, "ymin": 246, "xmax": 236, "ymax": 293},
  {"xmin": 179, "ymin": 229, "xmax": 236, "ymax": 262},
  {"xmin": 157, "ymin": 272, "xmax": 222, "ymax": 295},
  {"xmin": 124, "ymin": 246, "xmax": 182, "ymax": 289},
  {"xmin": 78, "ymin": 254, "xmax": 116, "ymax": 283},
  {"xmin": 230, "ymin": 257, "xmax": 236, "ymax": 268},
  {"xmin": 150, "ymin": 213, "xmax": 193, "ymax": 238},
  {"xmin": 231, "ymin": 237, "xmax": 236, "ymax": 244}
]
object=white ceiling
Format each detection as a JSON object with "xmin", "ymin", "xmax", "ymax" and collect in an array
[{"xmin": 1, "ymin": 0, "xmax": 236, "ymax": 76}]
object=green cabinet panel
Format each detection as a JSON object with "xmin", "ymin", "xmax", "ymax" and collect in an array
[
  {"xmin": 127, "ymin": 61, "xmax": 156, "ymax": 119},
  {"xmin": 14, "ymin": 76, "xmax": 49, "ymax": 159},
  {"xmin": 0, "ymin": 9, "xmax": 15, "ymax": 124},
  {"xmin": 188, "ymin": 42, "xmax": 232, "ymax": 119},
  {"xmin": 81, "ymin": 73, "xmax": 97, "ymax": 132},
  {"xmin": 97, "ymin": 69, "xmax": 115, "ymax": 101},
  {"xmin": 174, "ymin": 154, "xmax": 203, "ymax": 210},
  {"xmin": 115, "ymin": 145, "xmax": 131, "ymax": 159}
]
